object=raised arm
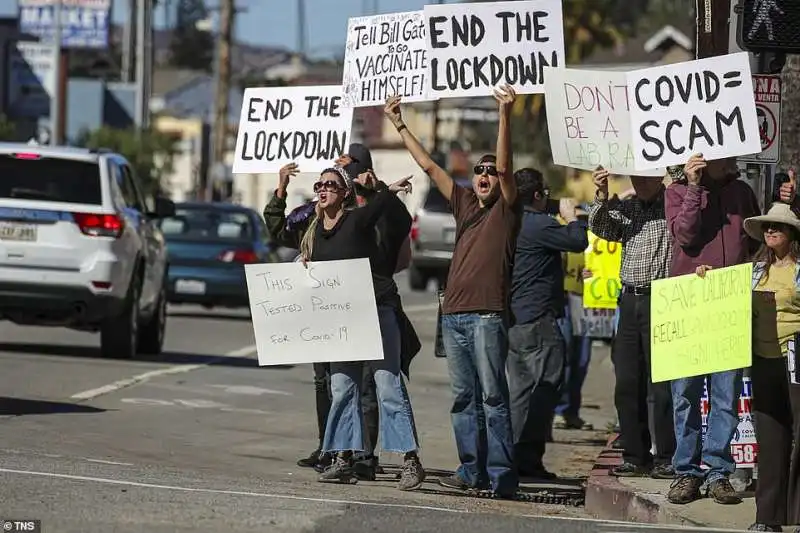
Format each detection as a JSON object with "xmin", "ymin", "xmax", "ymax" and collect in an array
[
  {"xmin": 587, "ymin": 167, "xmax": 629, "ymax": 242},
  {"xmin": 384, "ymin": 96, "xmax": 454, "ymax": 202},
  {"xmin": 262, "ymin": 163, "xmax": 303, "ymax": 248},
  {"xmin": 494, "ymin": 84, "xmax": 517, "ymax": 205},
  {"xmin": 666, "ymin": 154, "xmax": 706, "ymax": 247}
]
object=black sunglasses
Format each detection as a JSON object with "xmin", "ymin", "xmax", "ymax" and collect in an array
[
  {"xmin": 764, "ymin": 222, "xmax": 789, "ymax": 232},
  {"xmin": 474, "ymin": 165, "xmax": 498, "ymax": 176},
  {"xmin": 313, "ymin": 180, "xmax": 343, "ymax": 193}
]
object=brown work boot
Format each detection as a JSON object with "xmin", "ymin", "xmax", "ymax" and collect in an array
[
  {"xmin": 667, "ymin": 475, "xmax": 703, "ymax": 504},
  {"xmin": 707, "ymin": 478, "xmax": 742, "ymax": 504}
]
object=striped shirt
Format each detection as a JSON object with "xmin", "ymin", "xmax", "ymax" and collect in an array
[{"xmin": 588, "ymin": 190, "xmax": 673, "ymax": 287}]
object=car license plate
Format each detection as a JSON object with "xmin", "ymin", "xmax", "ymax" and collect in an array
[
  {"xmin": 175, "ymin": 279, "xmax": 206, "ymax": 294},
  {"xmin": 0, "ymin": 222, "xmax": 37, "ymax": 242},
  {"xmin": 443, "ymin": 228, "xmax": 455, "ymax": 244}
]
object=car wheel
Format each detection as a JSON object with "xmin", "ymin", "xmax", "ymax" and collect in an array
[
  {"xmin": 100, "ymin": 271, "xmax": 140, "ymax": 359},
  {"xmin": 408, "ymin": 265, "xmax": 428, "ymax": 291},
  {"xmin": 138, "ymin": 284, "xmax": 166, "ymax": 355}
]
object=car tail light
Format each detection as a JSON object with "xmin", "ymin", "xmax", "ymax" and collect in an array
[
  {"xmin": 11, "ymin": 152, "xmax": 42, "ymax": 160},
  {"xmin": 218, "ymin": 249, "xmax": 259, "ymax": 263},
  {"xmin": 73, "ymin": 213, "xmax": 124, "ymax": 238},
  {"xmin": 410, "ymin": 215, "xmax": 419, "ymax": 242}
]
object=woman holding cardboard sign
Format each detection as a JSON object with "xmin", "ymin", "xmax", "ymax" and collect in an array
[
  {"xmin": 263, "ymin": 162, "xmax": 425, "ymax": 491},
  {"xmin": 697, "ymin": 201, "xmax": 800, "ymax": 530}
]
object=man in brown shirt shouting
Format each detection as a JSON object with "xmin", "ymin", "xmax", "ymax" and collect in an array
[{"xmin": 384, "ymin": 85, "xmax": 520, "ymax": 498}]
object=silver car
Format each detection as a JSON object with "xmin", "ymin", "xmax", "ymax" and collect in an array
[{"xmin": 408, "ymin": 179, "xmax": 470, "ymax": 291}]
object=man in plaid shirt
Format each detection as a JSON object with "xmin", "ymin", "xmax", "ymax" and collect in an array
[{"xmin": 588, "ymin": 166, "xmax": 676, "ymax": 479}]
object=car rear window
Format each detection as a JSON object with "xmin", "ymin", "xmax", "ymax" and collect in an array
[
  {"xmin": 159, "ymin": 208, "xmax": 254, "ymax": 240},
  {"xmin": 0, "ymin": 154, "xmax": 102, "ymax": 204}
]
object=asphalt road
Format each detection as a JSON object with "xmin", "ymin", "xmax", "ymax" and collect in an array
[{"xmin": 0, "ymin": 273, "xmax": 731, "ymax": 533}]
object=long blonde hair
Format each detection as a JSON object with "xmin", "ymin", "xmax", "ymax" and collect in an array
[{"xmin": 299, "ymin": 167, "xmax": 355, "ymax": 261}]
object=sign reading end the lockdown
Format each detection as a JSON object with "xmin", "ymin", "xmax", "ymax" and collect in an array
[
  {"xmin": 650, "ymin": 263, "xmax": 752, "ymax": 383},
  {"xmin": 232, "ymin": 86, "xmax": 354, "ymax": 175},
  {"xmin": 245, "ymin": 258, "xmax": 384, "ymax": 366}
]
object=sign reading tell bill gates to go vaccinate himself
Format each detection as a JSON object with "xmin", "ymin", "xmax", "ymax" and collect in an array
[
  {"xmin": 232, "ymin": 86, "xmax": 354, "ymax": 175},
  {"xmin": 650, "ymin": 263, "xmax": 753, "ymax": 383},
  {"xmin": 423, "ymin": 0, "xmax": 565, "ymax": 99}
]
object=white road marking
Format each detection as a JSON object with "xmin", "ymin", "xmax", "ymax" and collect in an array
[
  {"xmin": 210, "ymin": 385, "xmax": 292, "ymax": 396},
  {"xmin": 84, "ymin": 458, "xmax": 134, "ymax": 466},
  {"xmin": 70, "ymin": 344, "xmax": 257, "ymax": 401},
  {"xmin": 0, "ymin": 467, "xmax": 466, "ymax": 514}
]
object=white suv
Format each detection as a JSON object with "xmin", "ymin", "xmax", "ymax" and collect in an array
[{"xmin": 0, "ymin": 143, "xmax": 175, "ymax": 359}]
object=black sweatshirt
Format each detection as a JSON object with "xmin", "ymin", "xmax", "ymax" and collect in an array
[{"xmin": 263, "ymin": 184, "xmax": 410, "ymax": 307}]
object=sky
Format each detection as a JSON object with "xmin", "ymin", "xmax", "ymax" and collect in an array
[{"xmin": 4, "ymin": 0, "xmax": 463, "ymax": 58}]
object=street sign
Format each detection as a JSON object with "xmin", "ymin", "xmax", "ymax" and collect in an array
[
  {"xmin": 738, "ymin": 74, "xmax": 781, "ymax": 163},
  {"xmin": 738, "ymin": 0, "xmax": 800, "ymax": 53},
  {"xmin": 17, "ymin": 0, "xmax": 111, "ymax": 49},
  {"xmin": 6, "ymin": 41, "xmax": 55, "ymax": 119}
]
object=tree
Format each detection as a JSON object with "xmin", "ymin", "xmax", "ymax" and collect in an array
[
  {"xmin": 77, "ymin": 127, "xmax": 179, "ymax": 197},
  {"xmin": 169, "ymin": 0, "xmax": 214, "ymax": 71},
  {"xmin": 461, "ymin": 0, "xmax": 636, "ymax": 193},
  {"xmin": 781, "ymin": 56, "xmax": 800, "ymax": 171}
]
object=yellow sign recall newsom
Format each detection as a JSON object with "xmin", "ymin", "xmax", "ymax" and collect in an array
[
  {"xmin": 583, "ymin": 231, "xmax": 622, "ymax": 310},
  {"xmin": 650, "ymin": 263, "xmax": 753, "ymax": 383}
]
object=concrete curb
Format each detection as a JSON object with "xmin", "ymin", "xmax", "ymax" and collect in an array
[{"xmin": 584, "ymin": 439, "xmax": 706, "ymax": 527}]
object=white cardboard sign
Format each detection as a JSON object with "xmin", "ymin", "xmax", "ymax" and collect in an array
[
  {"xmin": 627, "ymin": 52, "xmax": 760, "ymax": 170},
  {"xmin": 342, "ymin": 10, "xmax": 431, "ymax": 108},
  {"xmin": 245, "ymin": 259, "xmax": 384, "ymax": 366},
  {"xmin": 424, "ymin": 0, "xmax": 565, "ymax": 99},
  {"xmin": 232, "ymin": 85, "xmax": 354, "ymax": 175},
  {"xmin": 544, "ymin": 67, "xmax": 664, "ymax": 176}
]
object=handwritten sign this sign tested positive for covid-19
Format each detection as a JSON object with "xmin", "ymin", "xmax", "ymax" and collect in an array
[
  {"xmin": 244, "ymin": 259, "xmax": 384, "ymax": 366},
  {"xmin": 650, "ymin": 263, "xmax": 753, "ymax": 383}
]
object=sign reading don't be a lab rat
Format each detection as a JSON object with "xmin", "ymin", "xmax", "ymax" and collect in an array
[{"xmin": 244, "ymin": 258, "xmax": 384, "ymax": 366}]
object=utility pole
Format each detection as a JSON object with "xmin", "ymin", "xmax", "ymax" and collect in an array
[
  {"xmin": 209, "ymin": 0, "xmax": 237, "ymax": 201},
  {"xmin": 134, "ymin": 0, "xmax": 153, "ymax": 132},
  {"xmin": 121, "ymin": 0, "xmax": 135, "ymax": 82},
  {"xmin": 297, "ymin": 0, "xmax": 307, "ymax": 57},
  {"xmin": 50, "ymin": 0, "xmax": 63, "ymax": 146}
]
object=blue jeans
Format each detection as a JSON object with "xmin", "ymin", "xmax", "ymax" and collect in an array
[
  {"xmin": 556, "ymin": 303, "xmax": 592, "ymax": 417},
  {"xmin": 442, "ymin": 312, "xmax": 517, "ymax": 495},
  {"xmin": 323, "ymin": 306, "xmax": 418, "ymax": 454},
  {"xmin": 672, "ymin": 370, "xmax": 743, "ymax": 482}
]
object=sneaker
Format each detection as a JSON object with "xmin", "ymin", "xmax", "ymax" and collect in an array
[
  {"xmin": 748, "ymin": 524, "xmax": 782, "ymax": 532},
  {"xmin": 610, "ymin": 462, "xmax": 650, "ymax": 477},
  {"xmin": 554, "ymin": 414, "xmax": 594, "ymax": 430},
  {"xmin": 297, "ymin": 448, "xmax": 322, "ymax": 468},
  {"xmin": 667, "ymin": 475, "xmax": 703, "ymax": 504},
  {"xmin": 397, "ymin": 456, "xmax": 426, "ymax": 491},
  {"xmin": 312, "ymin": 452, "xmax": 333, "ymax": 473},
  {"xmin": 651, "ymin": 463, "xmax": 675, "ymax": 480},
  {"xmin": 438, "ymin": 473, "xmax": 472, "ymax": 491},
  {"xmin": 353, "ymin": 455, "xmax": 377, "ymax": 481},
  {"xmin": 318, "ymin": 455, "xmax": 357, "ymax": 484},
  {"xmin": 707, "ymin": 478, "xmax": 742, "ymax": 505}
]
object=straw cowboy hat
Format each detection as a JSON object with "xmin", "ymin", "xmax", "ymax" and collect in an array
[{"xmin": 744, "ymin": 202, "xmax": 800, "ymax": 241}]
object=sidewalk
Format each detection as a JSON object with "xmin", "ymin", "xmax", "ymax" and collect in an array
[{"xmin": 585, "ymin": 435, "xmax": 757, "ymax": 528}]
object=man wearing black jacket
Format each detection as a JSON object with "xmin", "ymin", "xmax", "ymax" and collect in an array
[{"xmin": 507, "ymin": 168, "xmax": 589, "ymax": 479}]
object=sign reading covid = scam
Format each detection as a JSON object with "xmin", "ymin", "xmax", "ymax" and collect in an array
[
  {"xmin": 232, "ymin": 85, "xmax": 354, "ymax": 175},
  {"xmin": 583, "ymin": 231, "xmax": 622, "ymax": 310},
  {"xmin": 423, "ymin": 0, "xmax": 565, "ymax": 99},
  {"xmin": 18, "ymin": 0, "xmax": 111, "ymax": 49},
  {"xmin": 738, "ymin": 74, "xmax": 781, "ymax": 164}
]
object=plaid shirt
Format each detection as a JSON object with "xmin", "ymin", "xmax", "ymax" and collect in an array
[{"xmin": 588, "ymin": 190, "xmax": 673, "ymax": 287}]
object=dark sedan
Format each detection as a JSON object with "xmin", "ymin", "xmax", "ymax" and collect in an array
[{"xmin": 159, "ymin": 202, "xmax": 280, "ymax": 309}]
